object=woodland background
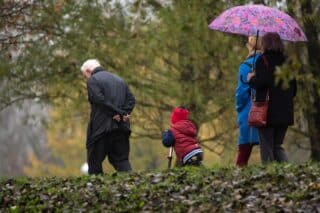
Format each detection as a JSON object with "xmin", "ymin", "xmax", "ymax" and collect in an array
[{"xmin": 0, "ymin": 0, "xmax": 319, "ymax": 176}]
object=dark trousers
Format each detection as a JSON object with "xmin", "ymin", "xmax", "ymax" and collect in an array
[
  {"xmin": 87, "ymin": 130, "xmax": 132, "ymax": 175},
  {"xmin": 258, "ymin": 126, "xmax": 288, "ymax": 164},
  {"xmin": 236, "ymin": 144, "xmax": 254, "ymax": 167}
]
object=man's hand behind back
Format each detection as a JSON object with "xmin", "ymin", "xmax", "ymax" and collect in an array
[
  {"xmin": 113, "ymin": 114, "xmax": 121, "ymax": 122},
  {"xmin": 123, "ymin": 114, "xmax": 130, "ymax": 122},
  {"xmin": 112, "ymin": 114, "xmax": 130, "ymax": 122}
]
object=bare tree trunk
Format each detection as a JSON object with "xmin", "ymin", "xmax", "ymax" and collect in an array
[{"xmin": 299, "ymin": 0, "xmax": 320, "ymax": 161}]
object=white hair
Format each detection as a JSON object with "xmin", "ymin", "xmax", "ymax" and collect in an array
[{"xmin": 80, "ymin": 59, "xmax": 101, "ymax": 73}]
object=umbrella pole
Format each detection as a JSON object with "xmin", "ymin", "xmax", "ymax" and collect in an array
[
  {"xmin": 252, "ymin": 30, "xmax": 260, "ymax": 72},
  {"xmin": 240, "ymin": 30, "xmax": 260, "ymax": 84}
]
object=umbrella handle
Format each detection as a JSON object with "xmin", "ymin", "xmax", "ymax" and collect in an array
[
  {"xmin": 241, "ymin": 30, "xmax": 259, "ymax": 85},
  {"xmin": 252, "ymin": 30, "xmax": 260, "ymax": 72}
]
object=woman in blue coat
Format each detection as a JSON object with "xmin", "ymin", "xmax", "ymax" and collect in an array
[{"xmin": 235, "ymin": 36, "xmax": 260, "ymax": 167}]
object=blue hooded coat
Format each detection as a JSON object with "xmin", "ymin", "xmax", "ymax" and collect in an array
[{"xmin": 235, "ymin": 54, "xmax": 260, "ymax": 145}]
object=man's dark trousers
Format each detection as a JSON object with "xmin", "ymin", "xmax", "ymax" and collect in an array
[{"xmin": 87, "ymin": 130, "xmax": 132, "ymax": 174}]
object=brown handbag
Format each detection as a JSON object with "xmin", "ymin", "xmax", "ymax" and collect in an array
[
  {"xmin": 248, "ymin": 91, "xmax": 269, "ymax": 127},
  {"xmin": 248, "ymin": 55, "xmax": 269, "ymax": 127}
]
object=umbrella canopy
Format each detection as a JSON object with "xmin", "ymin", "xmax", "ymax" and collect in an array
[{"xmin": 208, "ymin": 4, "xmax": 307, "ymax": 42}]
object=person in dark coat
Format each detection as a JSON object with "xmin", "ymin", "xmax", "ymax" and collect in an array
[
  {"xmin": 162, "ymin": 107, "xmax": 203, "ymax": 166},
  {"xmin": 235, "ymin": 36, "xmax": 260, "ymax": 167},
  {"xmin": 81, "ymin": 59, "xmax": 135, "ymax": 174},
  {"xmin": 247, "ymin": 32, "xmax": 297, "ymax": 164}
]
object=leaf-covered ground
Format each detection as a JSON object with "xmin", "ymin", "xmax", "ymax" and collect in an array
[{"xmin": 1, "ymin": 163, "xmax": 320, "ymax": 212}]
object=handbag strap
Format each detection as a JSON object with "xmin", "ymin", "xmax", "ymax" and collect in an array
[{"xmin": 251, "ymin": 55, "xmax": 270, "ymax": 102}]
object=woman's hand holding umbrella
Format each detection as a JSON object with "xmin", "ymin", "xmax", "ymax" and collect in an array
[{"xmin": 247, "ymin": 72, "xmax": 255, "ymax": 82}]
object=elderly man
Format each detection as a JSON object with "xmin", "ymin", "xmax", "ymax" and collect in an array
[{"xmin": 81, "ymin": 59, "xmax": 135, "ymax": 174}]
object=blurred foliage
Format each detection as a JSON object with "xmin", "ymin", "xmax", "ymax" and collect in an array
[
  {"xmin": 24, "ymin": 108, "xmax": 86, "ymax": 177},
  {"xmin": 0, "ymin": 0, "xmax": 320, "ymax": 176},
  {"xmin": 1, "ymin": 163, "xmax": 320, "ymax": 211}
]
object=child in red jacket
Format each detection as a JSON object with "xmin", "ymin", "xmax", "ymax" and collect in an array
[{"xmin": 162, "ymin": 106, "xmax": 203, "ymax": 166}]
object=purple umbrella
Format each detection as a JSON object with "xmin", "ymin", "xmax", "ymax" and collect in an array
[{"xmin": 208, "ymin": 4, "xmax": 307, "ymax": 42}]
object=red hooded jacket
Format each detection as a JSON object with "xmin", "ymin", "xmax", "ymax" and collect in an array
[{"xmin": 170, "ymin": 120, "xmax": 201, "ymax": 162}]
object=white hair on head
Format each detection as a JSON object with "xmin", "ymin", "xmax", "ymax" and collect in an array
[{"xmin": 81, "ymin": 59, "xmax": 101, "ymax": 73}]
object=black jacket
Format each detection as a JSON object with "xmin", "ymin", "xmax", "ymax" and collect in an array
[
  {"xmin": 249, "ymin": 51, "xmax": 297, "ymax": 127},
  {"xmin": 86, "ymin": 67, "xmax": 135, "ymax": 147}
]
